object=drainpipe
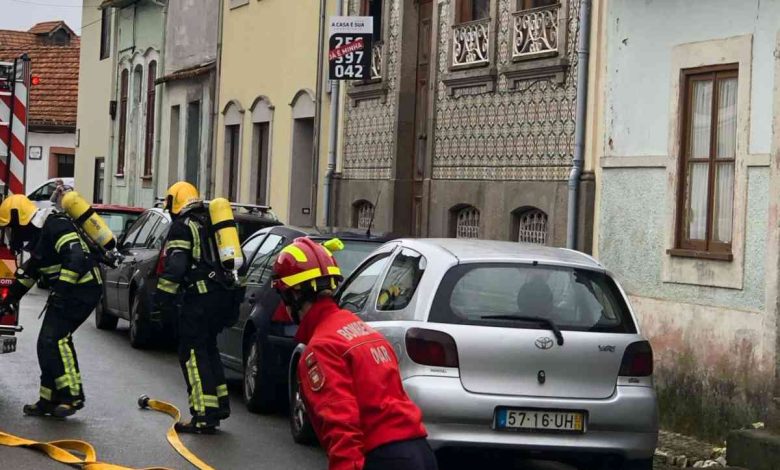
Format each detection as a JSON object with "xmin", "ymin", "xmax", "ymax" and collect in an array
[
  {"xmin": 152, "ymin": 0, "xmax": 167, "ymax": 199},
  {"xmin": 312, "ymin": 0, "xmax": 327, "ymax": 227},
  {"xmin": 208, "ymin": 0, "xmax": 225, "ymax": 199},
  {"xmin": 324, "ymin": 0, "xmax": 343, "ymax": 229},
  {"xmin": 566, "ymin": 0, "xmax": 592, "ymax": 250}
]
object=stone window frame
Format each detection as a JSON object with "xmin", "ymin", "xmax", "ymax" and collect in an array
[
  {"xmin": 501, "ymin": 0, "xmax": 571, "ymax": 88},
  {"xmin": 348, "ymin": 0, "xmax": 390, "ymax": 104},
  {"xmin": 661, "ymin": 35, "xmax": 753, "ymax": 290},
  {"xmin": 249, "ymin": 96, "xmax": 274, "ymax": 206},
  {"xmin": 222, "ymin": 100, "xmax": 245, "ymax": 202},
  {"xmin": 442, "ymin": 0, "xmax": 499, "ymax": 95}
]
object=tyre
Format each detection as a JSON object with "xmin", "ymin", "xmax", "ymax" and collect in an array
[
  {"xmin": 129, "ymin": 294, "xmax": 153, "ymax": 349},
  {"xmin": 94, "ymin": 296, "xmax": 118, "ymax": 330},
  {"xmin": 243, "ymin": 332, "xmax": 277, "ymax": 414},
  {"xmin": 289, "ymin": 361, "xmax": 316, "ymax": 445}
]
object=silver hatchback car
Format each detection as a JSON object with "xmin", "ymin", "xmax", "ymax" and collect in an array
[{"xmin": 290, "ymin": 239, "xmax": 658, "ymax": 469}]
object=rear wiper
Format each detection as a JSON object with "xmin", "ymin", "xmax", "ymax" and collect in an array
[{"xmin": 481, "ymin": 315, "xmax": 564, "ymax": 346}]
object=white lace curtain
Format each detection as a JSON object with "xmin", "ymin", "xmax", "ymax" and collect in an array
[{"xmin": 686, "ymin": 77, "xmax": 736, "ymax": 244}]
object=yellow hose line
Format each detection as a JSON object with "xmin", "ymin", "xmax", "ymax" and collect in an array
[
  {"xmin": 139, "ymin": 396, "xmax": 216, "ymax": 470},
  {"xmin": 0, "ymin": 429, "xmax": 170, "ymax": 470}
]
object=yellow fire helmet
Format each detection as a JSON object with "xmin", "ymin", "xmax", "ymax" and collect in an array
[
  {"xmin": 165, "ymin": 181, "xmax": 200, "ymax": 216},
  {"xmin": 0, "ymin": 194, "xmax": 38, "ymax": 227}
]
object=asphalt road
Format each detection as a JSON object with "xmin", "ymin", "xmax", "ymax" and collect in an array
[{"xmin": 0, "ymin": 289, "xmax": 577, "ymax": 470}]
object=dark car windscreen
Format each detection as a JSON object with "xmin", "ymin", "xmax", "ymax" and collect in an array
[
  {"xmin": 332, "ymin": 241, "xmax": 380, "ymax": 277},
  {"xmin": 235, "ymin": 218, "xmax": 277, "ymax": 243},
  {"xmin": 429, "ymin": 263, "xmax": 636, "ymax": 334}
]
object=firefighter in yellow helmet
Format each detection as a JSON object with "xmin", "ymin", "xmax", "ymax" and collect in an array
[
  {"xmin": 154, "ymin": 182, "xmax": 233, "ymax": 434},
  {"xmin": 0, "ymin": 194, "xmax": 102, "ymax": 418}
]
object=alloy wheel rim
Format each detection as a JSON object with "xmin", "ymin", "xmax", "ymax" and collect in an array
[{"xmin": 245, "ymin": 343, "xmax": 258, "ymax": 398}]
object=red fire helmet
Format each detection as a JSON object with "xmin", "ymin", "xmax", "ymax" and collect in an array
[{"xmin": 272, "ymin": 237, "xmax": 343, "ymax": 293}]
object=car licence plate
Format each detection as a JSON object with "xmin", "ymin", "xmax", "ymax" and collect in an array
[
  {"xmin": 0, "ymin": 335, "xmax": 16, "ymax": 354},
  {"xmin": 495, "ymin": 408, "xmax": 585, "ymax": 433}
]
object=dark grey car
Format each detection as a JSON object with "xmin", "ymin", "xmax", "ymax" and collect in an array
[{"xmin": 95, "ymin": 206, "xmax": 280, "ymax": 348}]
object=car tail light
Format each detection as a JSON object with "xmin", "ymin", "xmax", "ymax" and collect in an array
[
  {"xmin": 405, "ymin": 328, "xmax": 459, "ymax": 368},
  {"xmin": 155, "ymin": 248, "xmax": 166, "ymax": 275},
  {"xmin": 619, "ymin": 341, "xmax": 653, "ymax": 377},
  {"xmin": 0, "ymin": 287, "xmax": 14, "ymax": 325}
]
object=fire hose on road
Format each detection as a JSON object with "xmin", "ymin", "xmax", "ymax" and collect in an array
[{"xmin": 0, "ymin": 396, "xmax": 215, "ymax": 470}]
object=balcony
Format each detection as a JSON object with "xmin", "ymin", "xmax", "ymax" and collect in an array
[
  {"xmin": 513, "ymin": 3, "xmax": 561, "ymax": 60},
  {"xmin": 452, "ymin": 19, "xmax": 491, "ymax": 68},
  {"xmin": 502, "ymin": 1, "xmax": 569, "ymax": 88}
]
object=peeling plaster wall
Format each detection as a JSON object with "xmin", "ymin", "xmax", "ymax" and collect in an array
[
  {"xmin": 165, "ymin": 0, "xmax": 218, "ymax": 73},
  {"xmin": 597, "ymin": 0, "xmax": 780, "ymax": 440}
]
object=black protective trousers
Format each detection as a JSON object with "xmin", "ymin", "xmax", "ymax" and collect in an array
[
  {"xmin": 364, "ymin": 438, "xmax": 439, "ymax": 470},
  {"xmin": 177, "ymin": 290, "xmax": 230, "ymax": 425},
  {"xmin": 37, "ymin": 286, "xmax": 102, "ymax": 407}
]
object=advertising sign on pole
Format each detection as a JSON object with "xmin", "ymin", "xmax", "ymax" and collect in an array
[{"xmin": 329, "ymin": 16, "xmax": 373, "ymax": 80}]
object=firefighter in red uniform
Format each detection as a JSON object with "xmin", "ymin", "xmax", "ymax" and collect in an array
[{"xmin": 272, "ymin": 237, "xmax": 438, "ymax": 470}]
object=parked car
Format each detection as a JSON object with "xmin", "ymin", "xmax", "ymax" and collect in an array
[
  {"xmin": 288, "ymin": 239, "xmax": 658, "ymax": 469},
  {"xmin": 216, "ymin": 225, "xmax": 390, "ymax": 415},
  {"xmin": 27, "ymin": 177, "xmax": 74, "ymax": 209},
  {"xmin": 94, "ymin": 203, "xmax": 281, "ymax": 349}
]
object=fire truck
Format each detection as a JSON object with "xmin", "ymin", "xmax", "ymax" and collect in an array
[{"xmin": 0, "ymin": 55, "xmax": 31, "ymax": 354}]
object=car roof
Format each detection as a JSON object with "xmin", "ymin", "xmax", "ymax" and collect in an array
[
  {"xmin": 94, "ymin": 204, "xmax": 145, "ymax": 214},
  {"xmin": 261, "ymin": 225, "xmax": 393, "ymax": 243},
  {"xmin": 397, "ymin": 239, "xmax": 604, "ymax": 270}
]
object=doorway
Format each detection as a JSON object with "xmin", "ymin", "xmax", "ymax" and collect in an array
[
  {"xmin": 289, "ymin": 117, "xmax": 314, "ymax": 227},
  {"xmin": 412, "ymin": 0, "xmax": 433, "ymax": 236}
]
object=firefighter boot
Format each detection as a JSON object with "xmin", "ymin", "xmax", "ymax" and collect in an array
[
  {"xmin": 22, "ymin": 400, "xmax": 57, "ymax": 417},
  {"xmin": 174, "ymin": 419, "xmax": 218, "ymax": 435}
]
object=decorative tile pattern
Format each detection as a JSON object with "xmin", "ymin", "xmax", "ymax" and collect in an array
[
  {"xmin": 434, "ymin": 0, "xmax": 581, "ymax": 181},
  {"xmin": 342, "ymin": 0, "xmax": 399, "ymax": 180}
]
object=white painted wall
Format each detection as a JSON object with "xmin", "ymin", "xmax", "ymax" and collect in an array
[
  {"xmin": 26, "ymin": 131, "xmax": 76, "ymax": 192},
  {"xmin": 604, "ymin": 0, "xmax": 779, "ymax": 158}
]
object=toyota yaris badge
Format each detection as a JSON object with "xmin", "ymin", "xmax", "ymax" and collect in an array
[{"xmin": 535, "ymin": 337, "xmax": 554, "ymax": 350}]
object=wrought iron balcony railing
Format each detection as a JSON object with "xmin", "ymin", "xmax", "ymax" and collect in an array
[
  {"xmin": 371, "ymin": 42, "xmax": 382, "ymax": 80},
  {"xmin": 513, "ymin": 3, "xmax": 560, "ymax": 60},
  {"xmin": 452, "ymin": 18, "xmax": 491, "ymax": 67}
]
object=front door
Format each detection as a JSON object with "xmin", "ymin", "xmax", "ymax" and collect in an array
[{"xmin": 412, "ymin": 0, "xmax": 433, "ymax": 237}]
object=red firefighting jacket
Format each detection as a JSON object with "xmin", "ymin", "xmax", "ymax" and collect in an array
[{"xmin": 295, "ymin": 297, "xmax": 427, "ymax": 470}]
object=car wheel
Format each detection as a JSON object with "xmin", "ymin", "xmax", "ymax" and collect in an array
[
  {"xmin": 94, "ymin": 296, "xmax": 118, "ymax": 330},
  {"xmin": 129, "ymin": 294, "xmax": 153, "ymax": 349},
  {"xmin": 289, "ymin": 362, "xmax": 316, "ymax": 445},
  {"xmin": 243, "ymin": 332, "xmax": 277, "ymax": 414}
]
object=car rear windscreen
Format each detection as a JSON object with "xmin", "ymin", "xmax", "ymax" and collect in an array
[
  {"xmin": 429, "ymin": 263, "xmax": 636, "ymax": 334},
  {"xmin": 333, "ymin": 241, "xmax": 380, "ymax": 277}
]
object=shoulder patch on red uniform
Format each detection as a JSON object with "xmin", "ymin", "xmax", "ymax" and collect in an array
[{"xmin": 308, "ymin": 364, "xmax": 325, "ymax": 392}]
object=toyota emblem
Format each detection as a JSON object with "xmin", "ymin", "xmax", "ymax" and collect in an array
[{"xmin": 535, "ymin": 337, "xmax": 554, "ymax": 350}]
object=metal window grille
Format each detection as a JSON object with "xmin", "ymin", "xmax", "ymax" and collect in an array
[
  {"xmin": 356, "ymin": 202, "xmax": 375, "ymax": 230},
  {"xmin": 456, "ymin": 207, "xmax": 480, "ymax": 239},
  {"xmin": 517, "ymin": 209, "xmax": 548, "ymax": 244}
]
